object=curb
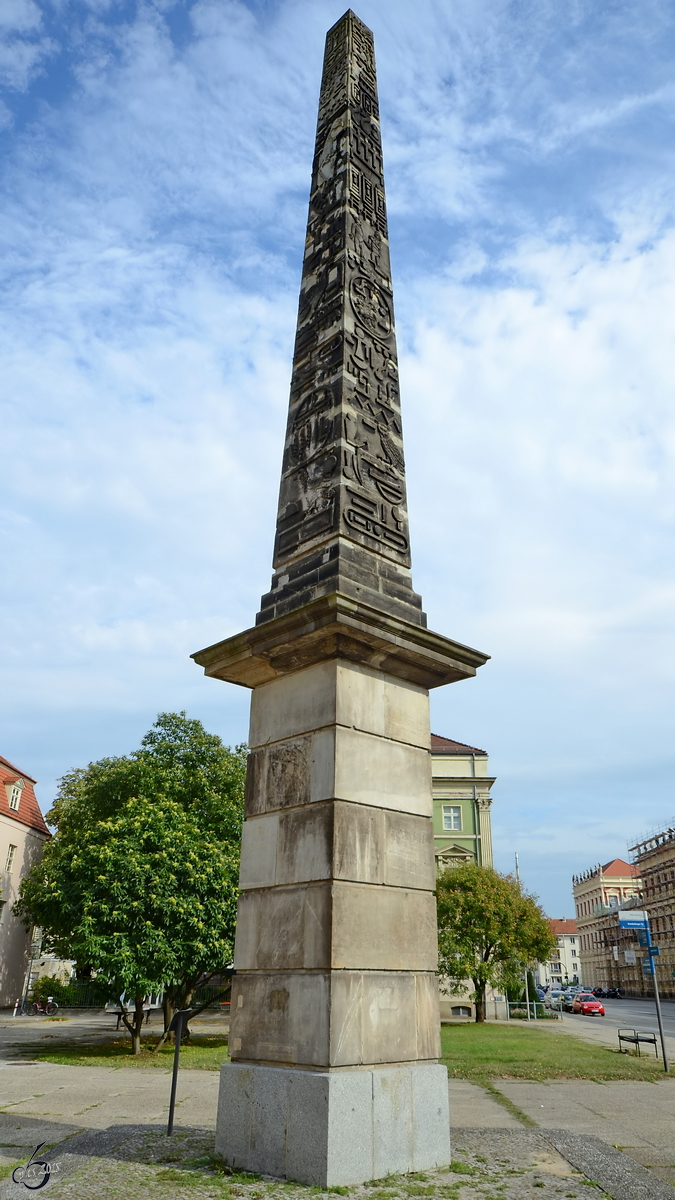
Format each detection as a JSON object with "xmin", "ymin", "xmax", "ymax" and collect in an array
[{"xmin": 544, "ymin": 1129, "xmax": 675, "ymax": 1200}]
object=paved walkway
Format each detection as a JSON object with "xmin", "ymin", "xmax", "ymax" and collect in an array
[
  {"xmin": 494, "ymin": 1078, "xmax": 675, "ymax": 1183},
  {"xmin": 1, "ymin": 1015, "xmax": 673, "ymax": 1196}
]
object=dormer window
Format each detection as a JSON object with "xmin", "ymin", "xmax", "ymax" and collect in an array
[{"xmin": 6, "ymin": 779, "xmax": 24, "ymax": 811}]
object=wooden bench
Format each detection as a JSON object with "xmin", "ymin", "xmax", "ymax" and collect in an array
[{"xmin": 618, "ymin": 1028, "xmax": 659, "ymax": 1058}]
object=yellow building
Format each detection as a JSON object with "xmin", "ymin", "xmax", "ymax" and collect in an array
[
  {"xmin": 572, "ymin": 859, "xmax": 641, "ymax": 989},
  {"xmin": 431, "ymin": 735, "xmax": 494, "ymax": 871}
]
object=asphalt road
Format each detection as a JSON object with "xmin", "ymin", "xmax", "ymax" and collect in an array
[{"xmin": 562, "ymin": 996, "xmax": 675, "ymax": 1040}]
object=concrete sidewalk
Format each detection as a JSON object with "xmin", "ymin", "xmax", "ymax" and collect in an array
[
  {"xmin": 1, "ymin": 1062, "xmax": 673, "ymax": 1198},
  {"xmin": 493, "ymin": 1077, "xmax": 675, "ymax": 1184}
]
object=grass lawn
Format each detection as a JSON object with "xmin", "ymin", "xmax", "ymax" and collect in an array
[
  {"xmin": 27, "ymin": 1034, "xmax": 231, "ymax": 1070},
  {"xmin": 440, "ymin": 1021, "xmax": 669, "ymax": 1082},
  {"xmin": 27, "ymin": 1021, "xmax": 669, "ymax": 1083}
]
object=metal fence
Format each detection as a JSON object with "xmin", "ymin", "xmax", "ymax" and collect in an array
[
  {"xmin": 507, "ymin": 1001, "xmax": 561, "ymax": 1020},
  {"xmin": 43, "ymin": 982, "xmax": 231, "ymax": 1010}
]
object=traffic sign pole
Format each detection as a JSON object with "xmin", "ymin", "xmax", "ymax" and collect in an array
[
  {"xmin": 619, "ymin": 910, "xmax": 668, "ymax": 1072},
  {"xmin": 649, "ymin": 938, "xmax": 669, "ymax": 1074}
]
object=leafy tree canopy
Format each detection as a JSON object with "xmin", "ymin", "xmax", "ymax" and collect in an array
[
  {"xmin": 436, "ymin": 863, "xmax": 555, "ymax": 1022},
  {"xmin": 15, "ymin": 713, "xmax": 246, "ymax": 1050}
]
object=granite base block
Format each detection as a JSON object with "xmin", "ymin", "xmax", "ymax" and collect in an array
[{"xmin": 215, "ymin": 1062, "xmax": 450, "ymax": 1186}]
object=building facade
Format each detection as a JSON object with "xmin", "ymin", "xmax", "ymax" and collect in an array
[
  {"xmin": 432, "ymin": 734, "xmax": 501, "ymax": 1018},
  {"xmin": 535, "ymin": 918, "xmax": 581, "ymax": 989},
  {"xmin": 0, "ymin": 756, "xmax": 50, "ymax": 1007},
  {"xmin": 431, "ymin": 735, "xmax": 494, "ymax": 871},
  {"xmin": 572, "ymin": 859, "xmax": 641, "ymax": 991},
  {"xmin": 629, "ymin": 825, "xmax": 675, "ymax": 1000}
]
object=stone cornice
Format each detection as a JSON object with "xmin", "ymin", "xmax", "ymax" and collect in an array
[{"xmin": 192, "ymin": 592, "xmax": 489, "ymax": 690}]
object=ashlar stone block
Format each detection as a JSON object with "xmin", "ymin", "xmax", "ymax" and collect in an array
[
  {"xmin": 235, "ymin": 883, "xmax": 332, "ymax": 971},
  {"xmin": 228, "ymin": 971, "xmax": 330, "ymax": 1066},
  {"xmin": 215, "ymin": 1062, "xmax": 451, "ymax": 1185},
  {"xmin": 249, "ymin": 660, "xmax": 429, "ymax": 751},
  {"xmin": 229, "ymin": 970, "xmax": 441, "ymax": 1068},
  {"xmin": 238, "ymin": 802, "xmax": 435, "ymax": 891},
  {"xmin": 245, "ymin": 725, "xmax": 431, "ymax": 816},
  {"xmin": 235, "ymin": 881, "xmax": 437, "ymax": 973},
  {"xmin": 330, "ymin": 882, "xmax": 437, "ymax": 970},
  {"xmin": 333, "ymin": 725, "xmax": 432, "ymax": 813}
]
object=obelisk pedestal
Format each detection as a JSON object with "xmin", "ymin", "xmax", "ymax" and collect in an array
[
  {"xmin": 194, "ymin": 600, "xmax": 487, "ymax": 1184},
  {"xmin": 220, "ymin": 655, "xmax": 446, "ymax": 1183},
  {"xmin": 192, "ymin": 9, "xmax": 488, "ymax": 1185}
]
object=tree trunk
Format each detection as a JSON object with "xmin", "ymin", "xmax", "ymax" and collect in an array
[
  {"xmin": 474, "ymin": 983, "xmax": 486, "ymax": 1023},
  {"xmin": 131, "ymin": 995, "xmax": 145, "ymax": 1055},
  {"xmin": 163, "ymin": 992, "xmax": 175, "ymax": 1037},
  {"xmin": 181, "ymin": 987, "xmax": 194, "ymax": 1038}
]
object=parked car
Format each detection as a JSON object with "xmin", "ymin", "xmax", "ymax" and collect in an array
[
  {"xmin": 572, "ymin": 992, "xmax": 605, "ymax": 1016},
  {"xmin": 605, "ymin": 987, "xmax": 623, "ymax": 999},
  {"xmin": 561, "ymin": 990, "xmax": 578, "ymax": 1012},
  {"xmin": 545, "ymin": 989, "xmax": 564, "ymax": 1009},
  {"xmin": 592, "ymin": 988, "xmax": 607, "ymax": 998}
]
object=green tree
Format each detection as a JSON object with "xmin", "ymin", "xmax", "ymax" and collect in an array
[
  {"xmin": 436, "ymin": 864, "xmax": 555, "ymax": 1022},
  {"xmin": 15, "ymin": 713, "xmax": 246, "ymax": 1053}
]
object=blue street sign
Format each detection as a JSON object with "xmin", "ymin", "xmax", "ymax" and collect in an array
[
  {"xmin": 638, "ymin": 930, "xmax": 649, "ymax": 947},
  {"xmin": 619, "ymin": 911, "xmax": 649, "ymax": 929},
  {"xmin": 649, "ymin": 946, "xmax": 660, "ymax": 956},
  {"xmin": 642, "ymin": 958, "xmax": 655, "ymax": 975}
]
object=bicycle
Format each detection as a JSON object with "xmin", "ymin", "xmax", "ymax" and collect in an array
[{"xmin": 32, "ymin": 997, "xmax": 59, "ymax": 1015}]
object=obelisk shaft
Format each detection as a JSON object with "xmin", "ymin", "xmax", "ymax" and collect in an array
[{"xmin": 258, "ymin": 9, "xmax": 424, "ymax": 628}]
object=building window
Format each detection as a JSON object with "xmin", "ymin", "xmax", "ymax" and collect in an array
[
  {"xmin": 571, "ymin": 949, "xmax": 577, "ymax": 957},
  {"xmin": 8, "ymin": 782, "xmax": 23, "ymax": 811},
  {"xmin": 569, "ymin": 937, "xmax": 576, "ymax": 944},
  {"xmin": 442, "ymin": 805, "xmax": 462, "ymax": 831},
  {"xmin": 5, "ymin": 844, "xmax": 17, "ymax": 872}
]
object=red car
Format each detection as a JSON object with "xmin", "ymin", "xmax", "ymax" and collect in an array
[{"xmin": 572, "ymin": 992, "xmax": 605, "ymax": 1016}]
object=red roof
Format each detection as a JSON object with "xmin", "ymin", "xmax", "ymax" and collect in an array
[
  {"xmin": 0, "ymin": 756, "xmax": 50, "ymax": 837},
  {"xmin": 431, "ymin": 734, "xmax": 487, "ymax": 755},
  {"xmin": 549, "ymin": 918, "xmax": 578, "ymax": 935},
  {"xmin": 601, "ymin": 858, "xmax": 639, "ymax": 878}
]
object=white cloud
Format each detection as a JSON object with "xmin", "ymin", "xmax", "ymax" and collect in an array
[{"xmin": 0, "ymin": 0, "xmax": 56, "ymax": 92}]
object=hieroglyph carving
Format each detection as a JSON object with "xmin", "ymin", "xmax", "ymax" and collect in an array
[{"xmin": 274, "ymin": 11, "xmax": 411, "ymax": 569}]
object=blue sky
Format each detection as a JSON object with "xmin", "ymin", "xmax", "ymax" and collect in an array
[{"xmin": 2, "ymin": 0, "xmax": 675, "ymax": 916}]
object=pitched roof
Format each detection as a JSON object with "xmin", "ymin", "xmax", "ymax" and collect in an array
[
  {"xmin": 431, "ymin": 733, "xmax": 487, "ymax": 755},
  {"xmin": 601, "ymin": 858, "xmax": 639, "ymax": 878},
  {"xmin": 549, "ymin": 918, "xmax": 578, "ymax": 935},
  {"xmin": 0, "ymin": 757, "xmax": 50, "ymax": 837}
]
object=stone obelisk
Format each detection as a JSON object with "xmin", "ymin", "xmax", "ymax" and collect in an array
[{"xmin": 192, "ymin": 10, "xmax": 488, "ymax": 1186}]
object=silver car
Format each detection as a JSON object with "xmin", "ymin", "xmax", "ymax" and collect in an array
[{"xmin": 544, "ymin": 989, "xmax": 564, "ymax": 1009}]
